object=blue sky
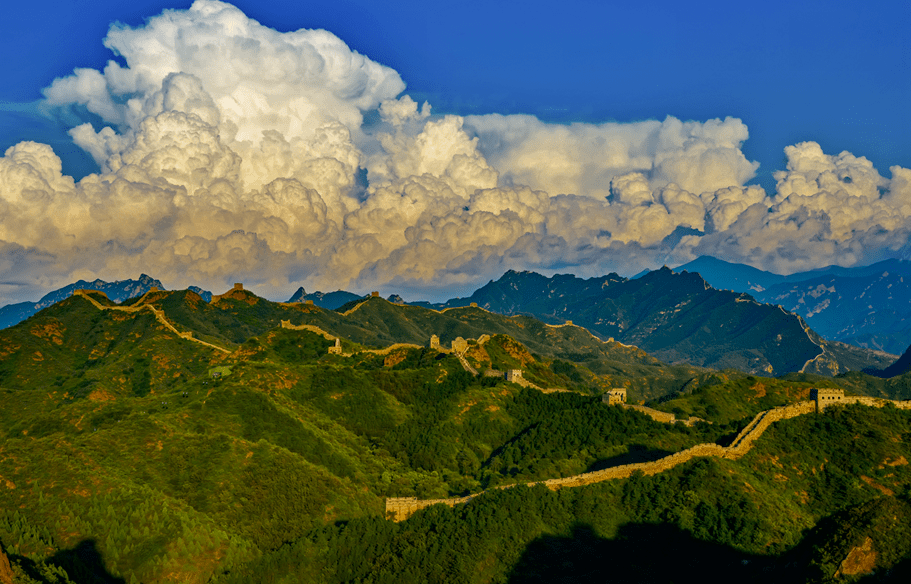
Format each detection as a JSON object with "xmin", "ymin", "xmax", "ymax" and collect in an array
[
  {"xmin": 0, "ymin": 0, "xmax": 909, "ymax": 302},
  {"xmin": 3, "ymin": 0, "xmax": 908, "ymax": 189}
]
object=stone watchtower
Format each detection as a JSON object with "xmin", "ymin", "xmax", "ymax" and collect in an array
[
  {"xmin": 811, "ymin": 388, "xmax": 844, "ymax": 412},
  {"xmin": 328, "ymin": 338, "xmax": 342, "ymax": 355},
  {"xmin": 506, "ymin": 369, "xmax": 523, "ymax": 383},
  {"xmin": 233, "ymin": 283, "xmax": 243, "ymax": 291},
  {"xmin": 602, "ymin": 388, "xmax": 627, "ymax": 405},
  {"xmin": 429, "ymin": 335, "xmax": 441, "ymax": 350},
  {"xmin": 451, "ymin": 337, "xmax": 468, "ymax": 354}
]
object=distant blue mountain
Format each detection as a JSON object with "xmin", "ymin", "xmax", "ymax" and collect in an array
[
  {"xmin": 674, "ymin": 256, "xmax": 911, "ymax": 355},
  {"xmin": 0, "ymin": 274, "xmax": 165, "ymax": 329},
  {"xmin": 410, "ymin": 268, "xmax": 890, "ymax": 375},
  {"xmin": 286, "ymin": 287, "xmax": 363, "ymax": 309},
  {"xmin": 188, "ymin": 286, "xmax": 213, "ymax": 302},
  {"xmin": 673, "ymin": 256, "xmax": 787, "ymax": 293}
]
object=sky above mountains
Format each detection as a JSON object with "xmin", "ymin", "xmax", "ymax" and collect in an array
[{"xmin": 1, "ymin": 0, "xmax": 909, "ymax": 304}]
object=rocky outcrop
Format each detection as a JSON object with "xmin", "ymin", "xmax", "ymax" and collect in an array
[{"xmin": 0, "ymin": 544, "xmax": 14, "ymax": 584}]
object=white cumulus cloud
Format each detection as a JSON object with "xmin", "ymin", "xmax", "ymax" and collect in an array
[{"xmin": 1, "ymin": 0, "xmax": 909, "ymax": 305}]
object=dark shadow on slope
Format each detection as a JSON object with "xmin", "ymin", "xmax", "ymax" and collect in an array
[
  {"xmin": 10, "ymin": 539, "xmax": 126, "ymax": 584},
  {"xmin": 509, "ymin": 503, "xmax": 911, "ymax": 584},
  {"xmin": 507, "ymin": 522, "xmax": 774, "ymax": 584},
  {"xmin": 585, "ymin": 445, "xmax": 674, "ymax": 473},
  {"xmin": 856, "ymin": 556, "xmax": 911, "ymax": 582}
]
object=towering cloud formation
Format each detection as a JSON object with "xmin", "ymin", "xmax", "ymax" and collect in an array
[{"xmin": 1, "ymin": 0, "xmax": 909, "ymax": 303}]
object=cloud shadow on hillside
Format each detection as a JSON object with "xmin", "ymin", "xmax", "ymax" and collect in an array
[{"xmin": 9, "ymin": 539, "xmax": 125, "ymax": 584}]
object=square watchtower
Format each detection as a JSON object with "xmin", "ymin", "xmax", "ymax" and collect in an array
[
  {"xmin": 811, "ymin": 388, "xmax": 844, "ymax": 412},
  {"xmin": 602, "ymin": 388, "xmax": 627, "ymax": 405}
]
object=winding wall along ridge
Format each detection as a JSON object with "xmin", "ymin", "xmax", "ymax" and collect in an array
[
  {"xmin": 73, "ymin": 290, "xmax": 231, "ymax": 354},
  {"xmin": 386, "ymin": 397, "xmax": 911, "ymax": 521}
]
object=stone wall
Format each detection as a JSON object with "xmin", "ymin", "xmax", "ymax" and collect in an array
[
  {"xmin": 451, "ymin": 337, "xmax": 468, "ymax": 354},
  {"xmin": 603, "ymin": 388, "xmax": 628, "ymax": 405},
  {"xmin": 842, "ymin": 396, "xmax": 911, "ymax": 410},
  {"xmin": 280, "ymin": 320, "xmax": 337, "ymax": 340},
  {"xmin": 812, "ymin": 388, "xmax": 845, "ymax": 412},
  {"xmin": 383, "ymin": 398, "xmax": 824, "ymax": 521},
  {"xmin": 74, "ymin": 290, "xmax": 230, "ymax": 354},
  {"xmin": 385, "ymin": 497, "xmax": 471, "ymax": 522},
  {"xmin": 506, "ymin": 370, "xmax": 523, "ymax": 383},
  {"xmin": 622, "ymin": 404, "xmax": 675, "ymax": 423}
]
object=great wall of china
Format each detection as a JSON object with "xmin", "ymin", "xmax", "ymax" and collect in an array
[
  {"xmin": 70, "ymin": 287, "xmax": 911, "ymax": 524},
  {"xmin": 385, "ymin": 391, "xmax": 911, "ymax": 521},
  {"xmin": 73, "ymin": 289, "xmax": 231, "ymax": 354}
]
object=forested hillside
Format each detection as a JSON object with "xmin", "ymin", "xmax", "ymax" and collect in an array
[{"xmin": 2, "ymin": 287, "xmax": 911, "ymax": 582}]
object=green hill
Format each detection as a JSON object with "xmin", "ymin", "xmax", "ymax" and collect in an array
[
  {"xmin": 111, "ymin": 287, "xmax": 714, "ymax": 402},
  {"xmin": 440, "ymin": 268, "xmax": 895, "ymax": 376},
  {"xmin": 3, "ymin": 289, "xmax": 911, "ymax": 582},
  {"xmin": 0, "ymin": 296, "xmax": 724, "ymax": 582},
  {"xmin": 214, "ymin": 403, "xmax": 911, "ymax": 584}
]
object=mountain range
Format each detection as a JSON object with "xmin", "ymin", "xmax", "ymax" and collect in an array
[
  {"xmin": 418, "ymin": 268, "xmax": 893, "ymax": 376},
  {"xmin": 0, "ymin": 275, "xmax": 164, "ymax": 330},
  {"xmin": 286, "ymin": 287, "xmax": 363, "ymax": 309},
  {"xmin": 0, "ymin": 264, "xmax": 900, "ymax": 377},
  {"xmin": 676, "ymin": 256, "xmax": 911, "ymax": 354}
]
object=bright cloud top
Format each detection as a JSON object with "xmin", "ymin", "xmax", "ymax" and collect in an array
[{"xmin": 2, "ymin": 0, "xmax": 910, "ymax": 302}]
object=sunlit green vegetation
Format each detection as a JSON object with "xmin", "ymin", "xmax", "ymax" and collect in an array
[{"xmin": 3, "ymin": 289, "xmax": 911, "ymax": 582}]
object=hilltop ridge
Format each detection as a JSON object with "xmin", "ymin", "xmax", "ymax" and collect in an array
[{"xmin": 418, "ymin": 268, "xmax": 894, "ymax": 376}]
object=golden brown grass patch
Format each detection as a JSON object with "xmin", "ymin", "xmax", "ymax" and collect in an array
[
  {"xmin": 0, "ymin": 339, "xmax": 21, "ymax": 358},
  {"xmin": 383, "ymin": 351, "xmax": 408, "ymax": 368},
  {"xmin": 860, "ymin": 475, "xmax": 894, "ymax": 496},
  {"xmin": 883, "ymin": 455, "xmax": 909, "ymax": 467},
  {"xmin": 88, "ymin": 389, "xmax": 116, "ymax": 402},
  {"xmin": 466, "ymin": 344, "xmax": 490, "ymax": 364},
  {"xmin": 212, "ymin": 289, "xmax": 259, "ymax": 305},
  {"xmin": 835, "ymin": 536, "xmax": 877, "ymax": 578},
  {"xmin": 30, "ymin": 321, "xmax": 65, "ymax": 345},
  {"xmin": 500, "ymin": 338, "xmax": 535, "ymax": 366}
]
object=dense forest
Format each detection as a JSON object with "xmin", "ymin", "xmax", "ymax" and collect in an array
[{"xmin": 2, "ymin": 291, "xmax": 911, "ymax": 582}]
